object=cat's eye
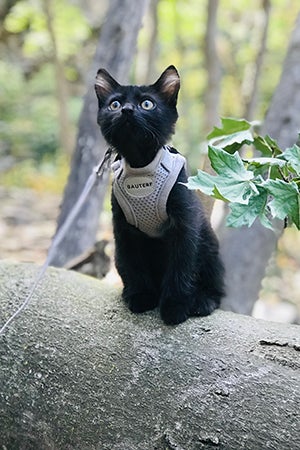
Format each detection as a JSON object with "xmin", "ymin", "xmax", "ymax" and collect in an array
[
  {"xmin": 109, "ymin": 100, "xmax": 122, "ymax": 111},
  {"xmin": 140, "ymin": 99, "xmax": 155, "ymax": 110}
]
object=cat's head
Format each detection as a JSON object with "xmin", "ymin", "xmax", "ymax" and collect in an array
[{"xmin": 95, "ymin": 66, "xmax": 180, "ymax": 167}]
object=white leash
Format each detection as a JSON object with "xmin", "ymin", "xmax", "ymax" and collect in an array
[{"xmin": 0, "ymin": 148, "xmax": 114, "ymax": 336}]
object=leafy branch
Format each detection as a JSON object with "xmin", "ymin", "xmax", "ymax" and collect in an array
[{"xmin": 185, "ymin": 118, "xmax": 300, "ymax": 230}]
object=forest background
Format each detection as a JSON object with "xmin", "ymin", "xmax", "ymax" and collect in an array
[{"xmin": 1, "ymin": 0, "xmax": 300, "ymax": 323}]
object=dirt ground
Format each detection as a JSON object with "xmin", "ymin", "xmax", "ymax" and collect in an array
[{"xmin": 0, "ymin": 187, "xmax": 60, "ymax": 263}]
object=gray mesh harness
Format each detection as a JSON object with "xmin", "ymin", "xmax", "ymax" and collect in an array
[{"xmin": 111, "ymin": 146, "xmax": 186, "ymax": 238}]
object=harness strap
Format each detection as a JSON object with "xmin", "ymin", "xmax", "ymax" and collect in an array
[{"xmin": 112, "ymin": 146, "xmax": 186, "ymax": 237}]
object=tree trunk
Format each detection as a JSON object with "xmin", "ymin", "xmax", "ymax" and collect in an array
[
  {"xmin": 220, "ymin": 13, "xmax": 300, "ymax": 314},
  {"xmin": 44, "ymin": 0, "xmax": 73, "ymax": 157},
  {"xmin": 203, "ymin": 0, "xmax": 221, "ymax": 134},
  {"xmin": 201, "ymin": 0, "xmax": 222, "ymax": 217},
  {"xmin": 0, "ymin": 261, "xmax": 299, "ymax": 450},
  {"xmin": 51, "ymin": 0, "xmax": 148, "ymax": 267},
  {"xmin": 242, "ymin": 0, "xmax": 271, "ymax": 121},
  {"xmin": 144, "ymin": 0, "xmax": 159, "ymax": 84}
]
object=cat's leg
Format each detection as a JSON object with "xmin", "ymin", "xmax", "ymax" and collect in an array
[
  {"xmin": 159, "ymin": 182, "xmax": 224, "ymax": 325},
  {"xmin": 112, "ymin": 196, "xmax": 159, "ymax": 313},
  {"xmin": 159, "ymin": 227, "xmax": 198, "ymax": 325},
  {"xmin": 115, "ymin": 233, "xmax": 160, "ymax": 313},
  {"xmin": 191, "ymin": 228, "xmax": 225, "ymax": 317},
  {"xmin": 160, "ymin": 225, "xmax": 224, "ymax": 324}
]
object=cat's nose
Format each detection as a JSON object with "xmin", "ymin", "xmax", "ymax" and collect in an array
[{"xmin": 122, "ymin": 103, "xmax": 134, "ymax": 114}]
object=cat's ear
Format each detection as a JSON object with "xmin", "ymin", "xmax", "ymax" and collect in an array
[
  {"xmin": 152, "ymin": 65, "xmax": 180, "ymax": 105},
  {"xmin": 95, "ymin": 69, "xmax": 120, "ymax": 104}
]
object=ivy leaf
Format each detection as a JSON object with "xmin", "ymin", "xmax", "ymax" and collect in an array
[
  {"xmin": 226, "ymin": 187, "xmax": 272, "ymax": 229},
  {"xmin": 187, "ymin": 119, "xmax": 300, "ymax": 231},
  {"xmin": 243, "ymin": 157, "xmax": 287, "ymax": 171},
  {"xmin": 185, "ymin": 171, "xmax": 257, "ymax": 204},
  {"xmin": 264, "ymin": 179, "xmax": 300, "ymax": 229},
  {"xmin": 207, "ymin": 117, "xmax": 251, "ymax": 139},
  {"xmin": 208, "ymin": 146, "xmax": 253, "ymax": 180},
  {"xmin": 185, "ymin": 170, "xmax": 217, "ymax": 196},
  {"xmin": 185, "ymin": 147, "xmax": 258, "ymax": 204},
  {"xmin": 218, "ymin": 181, "xmax": 258, "ymax": 204},
  {"xmin": 185, "ymin": 170, "xmax": 230, "ymax": 201},
  {"xmin": 253, "ymin": 135, "xmax": 282, "ymax": 157},
  {"xmin": 207, "ymin": 117, "xmax": 253, "ymax": 153},
  {"xmin": 282, "ymin": 144, "xmax": 300, "ymax": 175}
]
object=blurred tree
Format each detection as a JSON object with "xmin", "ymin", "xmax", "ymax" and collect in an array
[
  {"xmin": 203, "ymin": 0, "xmax": 221, "ymax": 134},
  {"xmin": 50, "ymin": 0, "xmax": 149, "ymax": 267},
  {"xmin": 0, "ymin": 0, "xmax": 92, "ymax": 161},
  {"xmin": 44, "ymin": 0, "xmax": 72, "ymax": 156},
  {"xmin": 220, "ymin": 12, "xmax": 300, "ymax": 314},
  {"xmin": 242, "ymin": 0, "xmax": 271, "ymax": 121},
  {"xmin": 200, "ymin": 0, "xmax": 221, "ymax": 217},
  {"xmin": 145, "ymin": 0, "xmax": 159, "ymax": 83}
]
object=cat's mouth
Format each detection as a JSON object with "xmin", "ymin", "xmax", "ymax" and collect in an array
[{"xmin": 117, "ymin": 113, "xmax": 137, "ymax": 129}]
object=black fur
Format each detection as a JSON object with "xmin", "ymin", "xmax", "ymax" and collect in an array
[{"xmin": 95, "ymin": 66, "xmax": 225, "ymax": 325}]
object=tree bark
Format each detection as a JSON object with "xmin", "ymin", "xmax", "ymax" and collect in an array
[
  {"xmin": 51, "ymin": 0, "xmax": 148, "ymax": 267},
  {"xmin": 220, "ymin": 13, "xmax": 300, "ymax": 314},
  {"xmin": 203, "ymin": 0, "xmax": 221, "ymax": 134},
  {"xmin": 242, "ymin": 0, "xmax": 271, "ymax": 121},
  {"xmin": 0, "ymin": 261, "xmax": 299, "ymax": 450},
  {"xmin": 201, "ymin": 0, "xmax": 222, "ymax": 217},
  {"xmin": 44, "ymin": 0, "xmax": 73, "ymax": 156},
  {"xmin": 145, "ymin": 0, "xmax": 159, "ymax": 84}
]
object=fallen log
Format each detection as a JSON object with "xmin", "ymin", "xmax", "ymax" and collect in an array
[{"xmin": 0, "ymin": 261, "xmax": 299, "ymax": 449}]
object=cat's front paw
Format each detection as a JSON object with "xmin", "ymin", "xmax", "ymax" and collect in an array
[
  {"xmin": 191, "ymin": 295, "xmax": 220, "ymax": 317},
  {"xmin": 124, "ymin": 293, "xmax": 158, "ymax": 314},
  {"xmin": 160, "ymin": 300, "xmax": 190, "ymax": 325}
]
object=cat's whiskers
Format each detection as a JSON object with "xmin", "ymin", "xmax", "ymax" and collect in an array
[{"xmin": 134, "ymin": 117, "xmax": 160, "ymax": 148}]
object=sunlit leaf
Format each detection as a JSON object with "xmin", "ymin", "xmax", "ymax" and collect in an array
[
  {"xmin": 282, "ymin": 144, "xmax": 300, "ymax": 175},
  {"xmin": 207, "ymin": 118, "xmax": 253, "ymax": 152},
  {"xmin": 253, "ymin": 135, "xmax": 282, "ymax": 157},
  {"xmin": 226, "ymin": 187, "xmax": 272, "ymax": 229},
  {"xmin": 264, "ymin": 179, "xmax": 300, "ymax": 229},
  {"xmin": 208, "ymin": 146, "xmax": 253, "ymax": 180},
  {"xmin": 185, "ymin": 170, "xmax": 216, "ymax": 196},
  {"xmin": 207, "ymin": 117, "xmax": 251, "ymax": 139},
  {"xmin": 243, "ymin": 157, "xmax": 287, "ymax": 168},
  {"xmin": 186, "ymin": 165, "xmax": 257, "ymax": 205}
]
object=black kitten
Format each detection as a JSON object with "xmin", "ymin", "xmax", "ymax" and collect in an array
[{"xmin": 95, "ymin": 66, "xmax": 224, "ymax": 325}]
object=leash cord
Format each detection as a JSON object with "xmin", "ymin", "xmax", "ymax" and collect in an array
[{"xmin": 0, "ymin": 148, "xmax": 114, "ymax": 336}]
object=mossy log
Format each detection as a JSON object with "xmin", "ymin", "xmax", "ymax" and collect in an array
[{"xmin": 0, "ymin": 261, "xmax": 299, "ymax": 449}]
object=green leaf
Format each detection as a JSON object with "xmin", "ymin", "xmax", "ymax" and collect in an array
[
  {"xmin": 186, "ymin": 147, "xmax": 258, "ymax": 204},
  {"xmin": 186, "ymin": 168, "xmax": 257, "ymax": 206},
  {"xmin": 207, "ymin": 117, "xmax": 252, "ymax": 139},
  {"xmin": 264, "ymin": 179, "xmax": 300, "ymax": 229},
  {"xmin": 207, "ymin": 118, "xmax": 253, "ymax": 152},
  {"xmin": 209, "ymin": 146, "xmax": 259, "ymax": 204},
  {"xmin": 214, "ymin": 133, "xmax": 253, "ymax": 153},
  {"xmin": 226, "ymin": 187, "xmax": 272, "ymax": 229},
  {"xmin": 187, "ymin": 119, "xmax": 300, "ymax": 231},
  {"xmin": 208, "ymin": 146, "xmax": 253, "ymax": 180},
  {"xmin": 253, "ymin": 135, "xmax": 282, "ymax": 157},
  {"xmin": 283, "ymin": 144, "xmax": 300, "ymax": 175},
  {"xmin": 217, "ymin": 180, "xmax": 258, "ymax": 204},
  {"xmin": 243, "ymin": 157, "xmax": 287, "ymax": 168},
  {"xmin": 185, "ymin": 170, "xmax": 231, "ymax": 202},
  {"xmin": 211, "ymin": 185, "xmax": 230, "ymax": 202},
  {"xmin": 185, "ymin": 170, "xmax": 216, "ymax": 196}
]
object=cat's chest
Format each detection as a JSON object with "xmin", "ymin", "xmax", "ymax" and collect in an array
[{"xmin": 112, "ymin": 147, "xmax": 186, "ymax": 237}]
